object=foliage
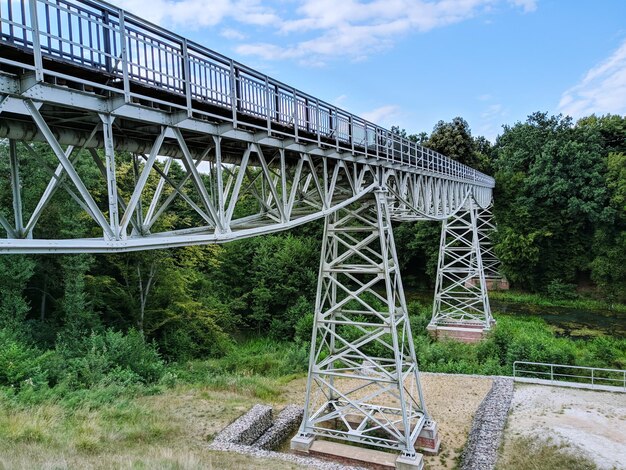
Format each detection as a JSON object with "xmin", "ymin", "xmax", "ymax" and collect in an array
[
  {"xmin": 406, "ymin": 301, "xmax": 626, "ymax": 374},
  {"xmin": 492, "ymin": 113, "xmax": 625, "ymax": 298}
]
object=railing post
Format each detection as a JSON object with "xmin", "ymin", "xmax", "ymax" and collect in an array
[
  {"xmin": 103, "ymin": 10, "xmax": 112, "ymax": 73},
  {"xmin": 293, "ymin": 88, "xmax": 299, "ymax": 142},
  {"xmin": 550, "ymin": 365, "xmax": 554, "ymax": 382},
  {"xmin": 229, "ymin": 59, "xmax": 238, "ymax": 127},
  {"xmin": 181, "ymin": 38, "xmax": 192, "ymax": 117},
  {"xmin": 349, "ymin": 115, "xmax": 354, "ymax": 153},
  {"xmin": 591, "ymin": 368, "xmax": 594, "ymax": 388},
  {"xmin": 118, "ymin": 10, "xmax": 130, "ymax": 103},
  {"xmin": 265, "ymin": 76, "xmax": 271, "ymax": 133},
  {"xmin": 333, "ymin": 107, "xmax": 339, "ymax": 150},
  {"xmin": 28, "ymin": 0, "xmax": 44, "ymax": 81}
]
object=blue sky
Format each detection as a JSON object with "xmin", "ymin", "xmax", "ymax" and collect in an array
[{"xmin": 113, "ymin": 0, "xmax": 626, "ymax": 142}]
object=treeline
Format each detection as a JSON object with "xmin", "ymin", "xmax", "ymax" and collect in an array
[
  {"xmin": 0, "ymin": 112, "xmax": 624, "ymax": 384},
  {"xmin": 393, "ymin": 113, "xmax": 626, "ymax": 303}
]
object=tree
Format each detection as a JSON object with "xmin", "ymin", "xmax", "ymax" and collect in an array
[
  {"xmin": 492, "ymin": 112, "xmax": 607, "ymax": 290},
  {"xmin": 427, "ymin": 117, "xmax": 476, "ymax": 166}
]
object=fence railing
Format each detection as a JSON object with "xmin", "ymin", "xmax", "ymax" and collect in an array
[
  {"xmin": 513, "ymin": 361, "xmax": 626, "ymax": 392},
  {"xmin": 0, "ymin": 0, "xmax": 495, "ymax": 187}
]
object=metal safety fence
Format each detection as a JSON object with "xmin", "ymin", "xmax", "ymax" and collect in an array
[{"xmin": 513, "ymin": 361, "xmax": 626, "ymax": 392}]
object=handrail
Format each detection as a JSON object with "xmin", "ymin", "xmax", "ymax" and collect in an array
[
  {"xmin": 0, "ymin": 0, "xmax": 495, "ymax": 188},
  {"xmin": 513, "ymin": 361, "xmax": 626, "ymax": 392}
]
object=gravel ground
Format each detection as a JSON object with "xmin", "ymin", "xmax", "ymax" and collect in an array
[
  {"xmin": 459, "ymin": 377, "xmax": 514, "ymax": 470},
  {"xmin": 419, "ymin": 373, "xmax": 494, "ymax": 469},
  {"xmin": 500, "ymin": 384, "xmax": 626, "ymax": 469}
]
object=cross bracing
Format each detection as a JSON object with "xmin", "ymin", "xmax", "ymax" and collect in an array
[{"xmin": 0, "ymin": 0, "xmax": 499, "ymax": 457}]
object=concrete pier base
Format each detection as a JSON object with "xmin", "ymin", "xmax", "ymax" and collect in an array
[
  {"xmin": 427, "ymin": 323, "xmax": 492, "ymax": 343},
  {"xmin": 290, "ymin": 434, "xmax": 315, "ymax": 453},
  {"xmin": 416, "ymin": 420, "xmax": 441, "ymax": 455},
  {"xmin": 396, "ymin": 453, "xmax": 425, "ymax": 470},
  {"xmin": 466, "ymin": 277, "xmax": 510, "ymax": 291},
  {"xmin": 304, "ymin": 439, "xmax": 424, "ymax": 470}
]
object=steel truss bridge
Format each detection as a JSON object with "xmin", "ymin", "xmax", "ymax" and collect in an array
[{"xmin": 0, "ymin": 0, "xmax": 500, "ymax": 460}]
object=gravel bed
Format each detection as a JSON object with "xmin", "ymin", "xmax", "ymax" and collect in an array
[
  {"xmin": 459, "ymin": 377, "xmax": 514, "ymax": 470},
  {"xmin": 208, "ymin": 441, "xmax": 367, "ymax": 470},
  {"xmin": 213, "ymin": 404, "xmax": 273, "ymax": 445},
  {"xmin": 254, "ymin": 404, "xmax": 304, "ymax": 451}
]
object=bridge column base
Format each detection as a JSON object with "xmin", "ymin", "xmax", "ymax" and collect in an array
[
  {"xmin": 466, "ymin": 277, "xmax": 510, "ymax": 291},
  {"xmin": 427, "ymin": 322, "xmax": 493, "ymax": 343},
  {"xmin": 290, "ymin": 433, "xmax": 315, "ymax": 453},
  {"xmin": 416, "ymin": 420, "xmax": 441, "ymax": 455}
]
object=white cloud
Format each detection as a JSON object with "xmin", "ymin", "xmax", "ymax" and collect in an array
[
  {"xmin": 334, "ymin": 94, "xmax": 349, "ymax": 107},
  {"xmin": 220, "ymin": 28, "xmax": 247, "ymax": 40},
  {"xmin": 112, "ymin": 0, "xmax": 279, "ymax": 28},
  {"xmin": 558, "ymin": 40, "xmax": 626, "ymax": 119},
  {"xmin": 477, "ymin": 102, "xmax": 507, "ymax": 141},
  {"xmin": 110, "ymin": 0, "xmax": 537, "ymax": 65},
  {"xmin": 361, "ymin": 105, "xmax": 403, "ymax": 127},
  {"xmin": 508, "ymin": 0, "xmax": 537, "ymax": 13},
  {"xmin": 236, "ymin": 0, "xmax": 537, "ymax": 64}
]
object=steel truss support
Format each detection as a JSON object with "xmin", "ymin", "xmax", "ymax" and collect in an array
[
  {"xmin": 295, "ymin": 189, "xmax": 430, "ymax": 456},
  {"xmin": 476, "ymin": 205, "xmax": 505, "ymax": 282},
  {"xmin": 430, "ymin": 199, "xmax": 493, "ymax": 330}
]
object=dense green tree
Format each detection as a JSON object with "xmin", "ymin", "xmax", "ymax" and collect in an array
[
  {"xmin": 493, "ymin": 112, "xmax": 608, "ymax": 291},
  {"xmin": 427, "ymin": 117, "xmax": 476, "ymax": 166}
]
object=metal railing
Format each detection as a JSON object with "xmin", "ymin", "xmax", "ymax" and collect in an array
[
  {"xmin": 0, "ymin": 0, "xmax": 495, "ymax": 187},
  {"xmin": 513, "ymin": 361, "xmax": 626, "ymax": 392}
]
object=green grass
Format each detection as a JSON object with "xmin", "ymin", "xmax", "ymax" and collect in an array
[{"xmin": 489, "ymin": 289, "xmax": 626, "ymax": 313}]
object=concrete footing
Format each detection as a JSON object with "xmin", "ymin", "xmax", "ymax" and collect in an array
[
  {"xmin": 290, "ymin": 433, "xmax": 315, "ymax": 453},
  {"xmin": 466, "ymin": 277, "xmax": 510, "ymax": 290},
  {"xmin": 396, "ymin": 453, "xmax": 425, "ymax": 470},
  {"xmin": 416, "ymin": 420, "xmax": 441, "ymax": 455},
  {"xmin": 427, "ymin": 323, "xmax": 491, "ymax": 343}
]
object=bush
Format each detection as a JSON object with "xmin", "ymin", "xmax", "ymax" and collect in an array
[
  {"xmin": 58, "ymin": 329, "xmax": 165, "ymax": 387},
  {"xmin": 545, "ymin": 279, "xmax": 578, "ymax": 300},
  {"xmin": 0, "ymin": 329, "xmax": 53, "ymax": 389}
]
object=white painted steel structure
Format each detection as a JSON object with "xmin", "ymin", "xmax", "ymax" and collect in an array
[
  {"xmin": 429, "ymin": 201, "xmax": 494, "ymax": 330},
  {"xmin": 0, "ymin": 0, "xmax": 496, "ymax": 457}
]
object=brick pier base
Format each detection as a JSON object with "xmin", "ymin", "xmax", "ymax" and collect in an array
[{"xmin": 427, "ymin": 323, "xmax": 492, "ymax": 343}]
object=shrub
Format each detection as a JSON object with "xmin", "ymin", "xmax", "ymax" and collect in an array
[
  {"xmin": 59, "ymin": 329, "xmax": 165, "ymax": 387},
  {"xmin": 545, "ymin": 279, "xmax": 578, "ymax": 300},
  {"xmin": 0, "ymin": 329, "xmax": 54, "ymax": 389}
]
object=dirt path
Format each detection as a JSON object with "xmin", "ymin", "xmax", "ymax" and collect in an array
[{"xmin": 501, "ymin": 384, "xmax": 626, "ymax": 469}]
